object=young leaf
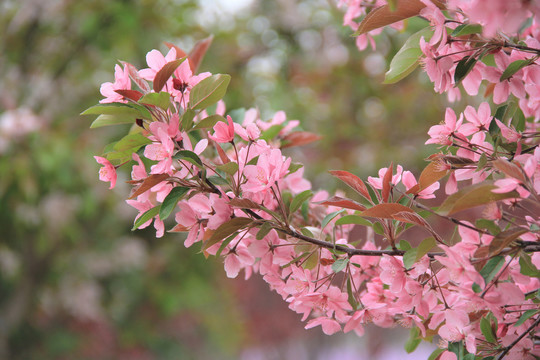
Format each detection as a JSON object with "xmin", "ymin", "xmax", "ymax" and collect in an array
[
  {"xmin": 153, "ymin": 58, "xmax": 186, "ymax": 93},
  {"xmin": 480, "ymin": 316, "xmax": 497, "ymax": 343},
  {"xmin": 90, "ymin": 114, "xmax": 136, "ymax": 128},
  {"xmin": 404, "ymin": 327, "xmax": 421, "ymax": 354},
  {"xmin": 359, "ymin": 203, "xmax": 414, "ymax": 221},
  {"xmin": 188, "ymin": 35, "xmax": 214, "ymax": 73},
  {"xmin": 281, "ymin": 131, "xmax": 322, "ymax": 148},
  {"xmin": 454, "ymin": 55, "xmax": 478, "ymax": 84},
  {"xmin": 335, "ymin": 215, "xmax": 372, "ymax": 227},
  {"xmin": 321, "ymin": 209, "xmax": 346, "ymax": 230},
  {"xmin": 519, "ymin": 253, "xmax": 540, "ymax": 277},
  {"xmin": 194, "ymin": 114, "xmax": 226, "ymax": 129},
  {"xmin": 203, "ymin": 217, "xmax": 253, "ymax": 251},
  {"xmin": 188, "ymin": 74, "xmax": 231, "ymax": 110},
  {"xmin": 181, "ymin": 108, "xmax": 195, "ymax": 131},
  {"xmin": 228, "ymin": 198, "xmax": 260, "ymax": 210},
  {"xmin": 132, "ymin": 206, "xmax": 161, "ymax": 230},
  {"xmin": 354, "ymin": 0, "xmax": 445, "ymax": 36},
  {"xmin": 407, "ymin": 160, "xmax": 448, "ymax": 195},
  {"xmin": 216, "ymin": 233, "xmax": 237, "ymax": 257},
  {"xmin": 129, "ymin": 173, "xmax": 170, "ymax": 200},
  {"xmin": 479, "ymin": 256, "xmax": 505, "ymax": 284},
  {"xmin": 500, "ymin": 58, "xmax": 534, "ymax": 81},
  {"xmin": 82, "ymin": 103, "xmax": 151, "ymax": 120},
  {"xmin": 316, "ymin": 196, "xmax": 366, "ymax": 211},
  {"xmin": 488, "ymin": 227, "xmax": 527, "ymax": 256},
  {"xmin": 107, "ymin": 133, "xmax": 152, "ymax": 163},
  {"xmin": 329, "ymin": 170, "xmax": 371, "ymax": 201},
  {"xmin": 451, "ymin": 24, "xmax": 483, "ymax": 37},
  {"xmin": 216, "ymin": 161, "xmax": 239, "ymax": 176},
  {"xmin": 290, "ymin": 190, "xmax": 314, "ymax": 215},
  {"xmin": 438, "ymin": 182, "xmax": 519, "ymax": 216},
  {"xmin": 381, "ymin": 162, "xmax": 393, "ymax": 203},
  {"xmin": 173, "ymin": 150, "xmax": 203, "ymax": 168},
  {"xmin": 514, "ymin": 309, "xmax": 538, "ymax": 327},
  {"xmin": 139, "ymin": 92, "xmax": 171, "ymax": 110},
  {"xmin": 384, "ymin": 27, "xmax": 433, "ymax": 84},
  {"xmin": 115, "ymin": 89, "xmax": 143, "ymax": 102},
  {"xmin": 259, "ymin": 124, "xmax": 284, "ymax": 142},
  {"xmin": 403, "ymin": 249, "xmax": 418, "ymax": 269},
  {"xmin": 159, "ymin": 186, "xmax": 190, "ymax": 220},
  {"xmin": 256, "ymin": 222, "xmax": 273, "ymax": 240},
  {"xmin": 331, "ymin": 258, "xmax": 349, "ymax": 273}
]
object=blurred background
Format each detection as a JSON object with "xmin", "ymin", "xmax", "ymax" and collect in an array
[{"xmin": 0, "ymin": 0, "xmax": 448, "ymax": 359}]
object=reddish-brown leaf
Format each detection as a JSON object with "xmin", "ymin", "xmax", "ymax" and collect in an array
[
  {"xmin": 355, "ymin": 0, "xmax": 445, "ymax": 36},
  {"xmin": 316, "ymin": 196, "xmax": 366, "ymax": 211},
  {"xmin": 228, "ymin": 198, "xmax": 261, "ymax": 209},
  {"xmin": 393, "ymin": 211, "xmax": 443, "ymax": 243},
  {"xmin": 329, "ymin": 170, "xmax": 371, "ymax": 201},
  {"xmin": 359, "ymin": 203, "xmax": 414, "ymax": 220},
  {"xmin": 214, "ymin": 141, "xmax": 230, "ymax": 164},
  {"xmin": 203, "ymin": 217, "xmax": 253, "ymax": 251},
  {"xmin": 281, "ymin": 131, "xmax": 322, "ymax": 148},
  {"xmin": 153, "ymin": 58, "xmax": 186, "ymax": 93},
  {"xmin": 492, "ymin": 159, "xmax": 527, "ymax": 183},
  {"xmin": 169, "ymin": 224, "xmax": 190, "ymax": 232},
  {"xmin": 188, "ymin": 35, "xmax": 214, "ymax": 73},
  {"xmin": 128, "ymin": 173, "xmax": 170, "ymax": 199},
  {"xmin": 488, "ymin": 227, "xmax": 528, "ymax": 256},
  {"xmin": 164, "ymin": 41, "xmax": 188, "ymax": 59},
  {"xmin": 382, "ymin": 162, "xmax": 393, "ymax": 203},
  {"xmin": 115, "ymin": 89, "xmax": 143, "ymax": 102},
  {"xmin": 408, "ymin": 161, "xmax": 448, "ymax": 195}
]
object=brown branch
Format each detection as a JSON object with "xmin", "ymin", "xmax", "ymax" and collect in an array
[{"xmin": 497, "ymin": 315, "xmax": 540, "ymax": 359}]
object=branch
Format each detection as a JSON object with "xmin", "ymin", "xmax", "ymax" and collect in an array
[{"xmin": 497, "ymin": 315, "xmax": 540, "ymax": 359}]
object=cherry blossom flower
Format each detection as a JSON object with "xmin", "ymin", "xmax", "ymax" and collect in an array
[
  {"xmin": 208, "ymin": 115, "xmax": 235, "ymax": 143},
  {"xmin": 94, "ymin": 156, "xmax": 117, "ymax": 189},
  {"xmin": 99, "ymin": 64, "xmax": 131, "ymax": 103}
]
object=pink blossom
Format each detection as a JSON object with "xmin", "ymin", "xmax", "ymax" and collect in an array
[
  {"xmin": 242, "ymin": 148, "xmax": 291, "ymax": 193},
  {"xmin": 171, "ymin": 60, "xmax": 211, "ymax": 106},
  {"xmin": 94, "ymin": 156, "xmax": 117, "ymax": 189},
  {"xmin": 426, "ymin": 108, "xmax": 466, "ymax": 145},
  {"xmin": 367, "ymin": 165, "xmax": 403, "ymax": 189},
  {"xmin": 305, "ymin": 317, "xmax": 341, "ymax": 335},
  {"xmin": 208, "ymin": 115, "xmax": 235, "ymax": 143},
  {"xmin": 138, "ymin": 48, "xmax": 177, "ymax": 81},
  {"xmin": 379, "ymin": 255, "xmax": 406, "ymax": 293},
  {"xmin": 126, "ymin": 199, "xmax": 165, "ymax": 238},
  {"xmin": 144, "ymin": 123, "xmax": 175, "ymax": 174},
  {"xmin": 461, "ymin": 102, "xmax": 493, "ymax": 136},
  {"xmin": 402, "ymin": 170, "xmax": 439, "ymax": 199},
  {"xmin": 99, "ymin": 64, "xmax": 131, "ymax": 104}
]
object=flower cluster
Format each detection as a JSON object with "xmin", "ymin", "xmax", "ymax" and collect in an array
[{"xmin": 87, "ymin": 4, "xmax": 540, "ymax": 358}]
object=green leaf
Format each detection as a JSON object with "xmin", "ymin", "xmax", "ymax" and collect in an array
[
  {"xmin": 404, "ymin": 327, "xmax": 421, "ymax": 354},
  {"xmin": 519, "ymin": 253, "xmax": 540, "ymax": 277},
  {"xmin": 216, "ymin": 233, "xmax": 238, "ymax": 257},
  {"xmin": 139, "ymin": 92, "xmax": 171, "ymax": 110},
  {"xmin": 438, "ymin": 182, "xmax": 519, "ymax": 216},
  {"xmin": 515, "ymin": 309, "xmax": 538, "ymax": 327},
  {"xmin": 403, "ymin": 249, "xmax": 417, "ymax": 269},
  {"xmin": 479, "ymin": 256, "xmax": 505, "ymax": 284},
  {"xmin": 321, "ymin": 209, "xmax": 346, "ymax": 230},
  {"xmin": 472, "ymin": 283, "xmax": 482, "ymax": 293},
  {"xmin": 384, "ymin": 27, "xmax": 433, "ymax": 84},
  {"xmin": 448, "ymin": 341, "xmax": 464, "ymax": 359},
  {"xmin": 107, "ymin": 133, "xmax": 152, "ymax": 164},
  {"xmin": 188, "ymin": 74, "xmax": 231, "ymax": 110},
  {"xmin": 290, "ymin": 190, "xmax": 314, "ymax": 215},
  {"xmin": 81, "ymin": 102, "xmax": 151, "ymax": 119},
  {"xmin": 451, "ymin": 24, "xmax": 483, "ymax": 36},
  {"xmin": 194, "ymin": 114, "xmax": 226, "ymax": 129},
  {"xmin": 159, "ymin": 186, "xmax": 190, "ymax": 220},
  {"xmin": 475, "ymin": 219, "xmax": 501, "ymax": 235},
  {"xmin": 331, "ymin": 258, "xmax": 349, "ymax": 273},
  {"xmin": 480, "ymin": 316, "xmax": 497, "ymax": 343},
  {"xmin": 173, "ymin": 150, "xmax": 203, "ymax": 168},
  {"xmin": 512, "ymin": 108, "xmax": 526, "ymax": 132},
  {"xmin": 427, "ymin": 348, "xmax": 445, "ymax": 360},
  {"xmin": 203, "ymin": 217, "xmax": 253, "ymax": 251},
  {"xmin": 259, "ymin": 124, "xmax": 284, "ymax": 142},
  {"xmin": 500, "ymin": 59, "xmax": 534, "ymax": 81},
  {"xmin": 89, "ymin": 114, "xmax": 136, "ymax": 128},
  {"xmin": 416, "ymin": 237, "xmax": 436, "ymax": 261},
  {"xmin": 346, "ymin": 277, "xmax": 359, "ymax": 310},
  {"xmin": 216, "ymin": 162, "xmax": 239, "ymax": 176},
  {"xmin": 335, "ymin": 215, "xmax": 372, "ymax": 227},
  {"xmin": 132, "ymin": 206, "xmax": 161, "ymax": 230},
  {"xmin": 181, "ymin": 108, "xmax": 195, "ymax": 131},
  {"xmin": 454, "ymin": 55, "xmax": 478, "ymax": 84},
  {"xmin": 256, "ymin": 222, "xmax": 273, "ymax": 240}
]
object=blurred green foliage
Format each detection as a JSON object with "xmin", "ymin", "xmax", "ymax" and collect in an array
[{"xmin": 0, "ymin": 0, "xmax": 446, "ymax": 359}]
